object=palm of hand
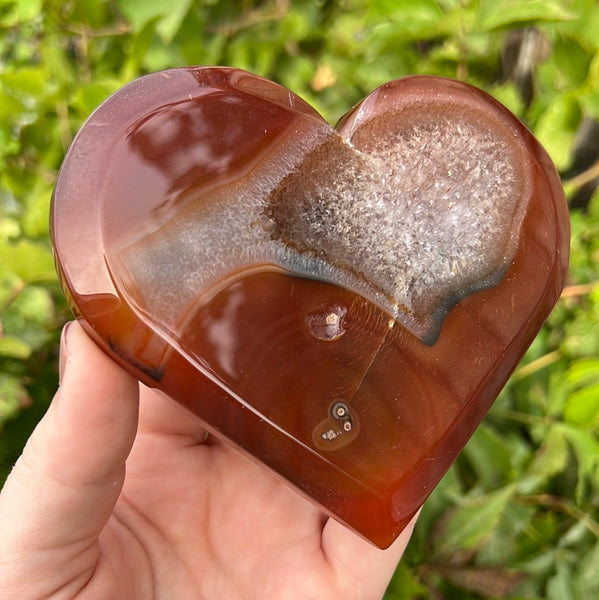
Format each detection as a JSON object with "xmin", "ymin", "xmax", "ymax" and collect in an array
[
  {"xmin": 109, "ymin": 388, "xmax": 362, "ymax": 600},
  {"xmin": 0, "ymin": 324, "xmax": 414, "ymax": 600}
]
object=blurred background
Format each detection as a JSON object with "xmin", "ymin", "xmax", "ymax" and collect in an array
[{"xmin": 0, "ymin": 1, "xmax": 598, "ymax": 598}]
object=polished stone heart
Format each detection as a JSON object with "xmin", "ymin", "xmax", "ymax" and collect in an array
[{"xmin": 51, "ymin": 67, "xmax": 569, "ymax": 548}]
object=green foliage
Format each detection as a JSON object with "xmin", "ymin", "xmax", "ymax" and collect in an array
[{"xmin": 0, "ymin": 0, "xmax": 598, "ymax": 597}]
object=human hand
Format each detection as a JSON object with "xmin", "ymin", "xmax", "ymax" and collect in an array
[{"xmin": 0, "ymin": 322, "xmax": 417, "ymax": 600}]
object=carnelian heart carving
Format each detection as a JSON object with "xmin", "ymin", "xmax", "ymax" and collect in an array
[{"xmin": 51, "ymin": 67, "xmax": 569, "ymax": 548}]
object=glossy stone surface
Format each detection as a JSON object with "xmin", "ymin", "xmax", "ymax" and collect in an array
[{"xmin": 51, "ymin": 67, "xmax": 569, "ymax": 548}]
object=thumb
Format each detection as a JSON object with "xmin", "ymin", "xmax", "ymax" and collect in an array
[{"xmin": 0, "ymin": 321, "xmax": 139, "ymax": 569}]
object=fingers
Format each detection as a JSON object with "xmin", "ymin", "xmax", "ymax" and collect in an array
[
  {"xmin": 0, "ymin": 321, "xmax": 139, "ymax": 561},
  {"xmin": 321, "ymin": 511, "xmax": 420, "ymax": 599},
  {"xmin": 137, "ymin": 384, "xmax": 210, "ymax": 444}
]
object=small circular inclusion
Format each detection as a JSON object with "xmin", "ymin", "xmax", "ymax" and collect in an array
[
  {"xmin": 305, "ymin": 304, "xmax": 347, "ymax": 341},
  {"xmin": 312, "ymin": 398, "xmax": 359, "ymax": 451},
  {"xmin": 331, "ymin": 401, "xmax": 349, "ymax": 419}
]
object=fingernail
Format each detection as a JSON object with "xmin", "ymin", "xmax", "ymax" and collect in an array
[{"xmin": 59, "ymin": 321, "xmax": 74, "ymax": 385}]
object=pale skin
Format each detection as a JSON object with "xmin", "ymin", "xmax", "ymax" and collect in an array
[{"xmin": 0, "ymin": 322, "xmax": 417, "ymax": 600}]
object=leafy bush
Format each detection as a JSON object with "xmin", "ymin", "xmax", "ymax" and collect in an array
[{"xmin": 1, "ymin": 0, "xmax": 598, "ymax": 597}]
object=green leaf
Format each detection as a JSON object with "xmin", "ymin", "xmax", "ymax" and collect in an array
[
  {"xmin": 559, "ymin": 0, "xmax": 599, "ymax": 49},
  {"xmin": 552, "ymin": 36, "xmax": 593, "ymax": 88},
  {"xmin": 490, "ymin": 82, "xmax": 526, "ymax": 118},
  {"xmin": 561, "ymin": 312, "xmax": 599, "ymax": 358},
  {"xmin": 526, "ymin": 425, "xmax": 569, "ymax": 482},
  {"xmin": 462, "ymin": 423, "xmax": 515, "ymax": 487},
  {"xmin": 557, "ymin": 423, "xmax": 599, "ymax": 502},
  {"xmin": 0, "ymin": 335, "xmax": 32, "ymax": 359},
  {"xmin": 563, "ymin": 358, "xmax": 599, "ymax": 427},
  {"xmin": 0, "ymin": 272, "xmax": 22, "ymax": 310},
  {"xmin": 476, "ymin": 0, "xmax": 578, "ymax": 31},
  {"xmin": 116, "ymin": 0, "xmax": 193, "ymax": 42},
  {"xmin": 0, "ymin": 66, "xmax": 48, "ymax": 99},
  {"xmin": 436, "ymin": 485, "xmax": 516, "ymax": 554},
  {"xmin": 566, "ymin": 358, "xmax": 599, "ymax": 387},
  {"xmin": 564, "ymin": 382, "xmax": 599, "ymax": 427},
  {"xmin": 21, "ymin": 180, "xmax": 53, "ymax": 239},
  {"xmin": 1, "ymin": 284, "xmax": 55, "ymax": 353},
  {"xmin": 0, "ymin": 0, "xmax": 42, "ymax": 27},
  {"xmin": 0, "ymin": 125, "xmax": 21, "ymax": 162},
  {"xmin": 580, "ymin": 52, "xmax": 599, "ymax": 118},
  {"xmin": 574, "ymin": 541, "xmax": 599, "ymax": 599},
  {"xmin": 71, "ymin": 79, "xmax": 123, "ymax": 120},
  {"xmin": 155, "ymin": 0, "xmax": 194, "ymax": 43},
  {"xmin": 384, "ymin": 562, "xmax": 427, "ymax": 599},
  {"xmin": 2, "ymin": 283, "xmax": 54, "ymax": 327},
  {"xmin": 534, "ymin": 94, "xmax": 581, "ymax": 170},
  {"xmin": 0, "ymin": 239, "xmax": 56, "ymax": 283},
  {"xmin": 0, "ymin": 373, "xmax": 30, "ymax": 428},
  {"xmin": 547, "ymin": 559, "xmax": 576, "ymax": 600},
  {"xmin": 0, "ymin": 94, "xmax": 24, "ymax": 126},
  {"xmin": 367, "ymin": 0, "xmax": 444, "ymax": 32},
  {"xmin": 580, "ymin": 89, "xmax": 599, "ymax": 120},
  {"xmin": 366, "ymin": 3, "xmax": 451, "ymax": 50}
]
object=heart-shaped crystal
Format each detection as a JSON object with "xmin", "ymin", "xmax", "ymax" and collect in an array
[{"xmin": 51, "ymin": 67, "xmax": 569, "ymax": 548}]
